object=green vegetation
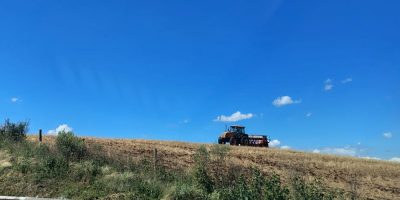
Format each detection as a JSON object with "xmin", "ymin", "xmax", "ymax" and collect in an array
[
  {"xmin": 0, "ymin": 120, "xmax": 350, "ymax": 199},
  {"xmin": 56, "ymin": 131, "xmax": 87, "ymax": 161},
  {"xmin": 0, "ymin": 119, "xmax": 28, "ymax": 142}
]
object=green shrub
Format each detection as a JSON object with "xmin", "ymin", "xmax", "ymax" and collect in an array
[
  {"xmin": 87, "ymin": 143, "xmax": 108, "ymax": 165},
  {"xmin": 72, "ymin": 160, "xmax": 102, "ymax": 184},
  {"xmin": 0, "ymin": 119, "xmax": 28, "ymax": 142},
  {"xmin": 172, "ymin": 183, "xmax": 209, "ymax": 200},
  {"xmin": 56, "ymin": 131, "xmax": 87, "ymax": 161},
  {"xmin": 264, "ymin": 172, "xmax": 289, "ymax": 200},
  {"xmin": 248, "ymin": 168, "xmax": 265, "ymax": 199},
  {"xmin": 193, "ymin": 145, "xmax": 214, "ymax": 193},
  {"xmin": 209, "ymin": 189, "xmax": 235, "ymax": 200},
  {"xmin": 232, "ymin": 175, "xmax": 252, "ymax": 200},
  {"xmin": 290, "ymin": 174, "xmax": 341, "ymax": 200},
  {"xmin": 36, "ymin": 154, "xmax": 69, "ymax": 180},
  {"xmin": 210, "ymin": 144, "xmax": 230, "ymax": 188},
  {"xmin": 99, "ymin": 171, "xmax": 162, "ymax": 199},
  {"xmin": 14, "ymin": 157, "xmax": 32, "ymax": 174}
]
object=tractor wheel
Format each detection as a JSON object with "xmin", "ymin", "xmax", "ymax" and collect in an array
[
  {"xmin": 244, "ymin": 138, "xmax": 249, "ymax": 146},
  {"xmin": 240, "ymin": 137, "xmax": 248, "ymax": 146},
  {"xmin": 229, "ymin": 137, "xmax": 236, "ymax": 145},
  {"xmin": 218, "ymin": 138, "xmax": 223, "ymax": 144}
]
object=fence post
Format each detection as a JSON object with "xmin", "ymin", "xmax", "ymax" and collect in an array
[
  {"xmin": 39, "ymin": 129, "xmax": 42, "ymax": 143},
  {"xmin": 153, "ymin": 148, "xmax": 158, "ymax": 176}
]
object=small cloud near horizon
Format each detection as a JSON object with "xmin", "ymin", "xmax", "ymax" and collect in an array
[
  {"xmin": 47, "ymin": 124, "xmax": 73, "ymax": 135},
  {"xmin": 312, "ymin": 146, "xmax": 358, "ymax": 156},
  {"xmin": 360, "ymin": 156, "xmax": 381, "ymax": 160},
  {"xmin": 272, "ymin": 96, "xmax": 301, "ymax": 107},
  {"xmin": 214, "ymin": 111, "xmax": 253, "ymax": 122},
  {"xmin": 269, "ymin": 139, "xmax": 291, "ymax": 150},
  {"xmin": 269, "ymin": 139, "xmax": 281, "ymax": 147},
  {"xmin": 389, "ymin": 157, "xmax": 400, "ymax": 163}
]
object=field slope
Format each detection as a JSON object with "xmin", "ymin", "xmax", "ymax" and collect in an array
[{"xmin": 33, "ymin": 136, "xmax": 400, "ymax": 200}]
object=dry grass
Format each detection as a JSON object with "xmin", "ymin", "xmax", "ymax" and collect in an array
[
  {"xmin": 28, "ymin": 135, "xmax": 400, "ymax": 200},
  {"xmin": 0, "ymin": 150, "xmax": 12, "ymax": 170}
]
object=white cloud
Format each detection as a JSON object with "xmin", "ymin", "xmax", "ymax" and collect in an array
[
  {"xmin": 312, "ymin": 149, "xmax": 321, "ymax": 153},
  {"xmin": 47, "ymin": 124, "xmax": 73, "ymax": 135},
  {"xmin": 11, "ymin": 97, "xmax": 19, "ymax": 103},
  {"xmin": 383, "ymin": 132, "xmax": 392, "ymax": 139},
  {"xmin": 360, "ymin": 156, "xmax": 381, "ymax": 160},
  {"xmin": 214, "ymin": 111, "xmax": 253, "ymax": 122},
  {"xmin": 281, "ymin": 145, "xmax": 291, "ymax": 149},
  {"xmin": 306, "ymin": 112, "xmax": 312, "ymax": 117},
  {"xmin": 272, "ymin": 96, "xmax": 301, "ymax": 107},
  {"xmin": 389, "ymin": 157, "xmax": 400, "ymax": 163},
  {"xmin": 341, "ymin": 78, "xmax": 353, "ymax": 84},
  {"xmin": 324, "ymin": 84, "xmax": 333, "ymax": 91},
  {"xmin": 324, "ymin": 79, "xmax": 333, "ymax": 91},
  {"xmin": 269, "ymin": 139, "xmax": 281, "ymax": 147},
  {"xmin": 313, "ymin": 146, "xmax": 357, "ymax": 156}
]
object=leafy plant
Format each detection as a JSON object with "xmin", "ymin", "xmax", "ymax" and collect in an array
[
  {"xmin": 193, "ymin": 145, "xmax": 214, "ymax": 193},
  {"xmin": 264, "ymin": 172, "xmax": 289, "ymax": 200},
  {"xmin": 0, "ymin": 119, "xmax": 28, "ymax": 142},
  {"xmin": 56, "ymin": 131, "xmax": 87, "ymax": 161},
  {"xmin": 172, "ymin": 183, "xmax": 209, "ymax": 200}
]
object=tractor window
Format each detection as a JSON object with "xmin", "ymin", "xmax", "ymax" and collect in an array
[{"xmin": 230, "ymin": 127, "xmax": 244, "ymax": 134}]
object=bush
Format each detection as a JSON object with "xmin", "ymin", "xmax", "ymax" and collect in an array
[
  {"xmin": 14, "ymin": 157, "xmax": 33, "ymax": 174},
  {"xmin": 99, "ymin": 171, "xmax": 162, "ymax": 199},
  {"xmin": 172, "ymin": 183, "xmax": 209, "ymax": 200},
  {"xmin": 209, "ymin": 189, "xmax": 235, "ymax": 200},
  {"xmin": 36, "ymin": 154, "xmax": 69, "ymax": 179},
  {"xmin": 210, "ymin": 144, "xmax": 230, "ymax": 188},
  {"xmin": 264, "ymin": 172, "xmax": 289, "ymax": 200},
  {"xmin": 290, "ymin": 174, "xmax": 342, "ymax": 200},
  {"xmin": 248, "ymin": 168, "xmax": 265, "ymax": 199},
  {"xmin": 193, "ymin": 145, "xmax": 214, "ymax": 193},
  {"xmin": 72, "ymin": 161, "xmax": 102, "ymax": 184},
  {"xmin": 0, "ymin": 119, "xmax": 28, "ymax": 142},
  {"xmin": 232, "ymin": 175, "xmax": 251, "ymax": 200},
  {"xmin": 56, "ymin": 131, "xmax": 87, "ymax": 161}
]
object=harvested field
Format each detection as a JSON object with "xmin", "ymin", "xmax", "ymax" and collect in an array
[{"xmin": 29, "ymin": 135, "xmax": 400, "ymax": 200}]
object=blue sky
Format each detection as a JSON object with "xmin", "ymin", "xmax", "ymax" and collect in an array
[{"xmin": 1, "ymin": 0, "xmax": 399, "ymax": 161}]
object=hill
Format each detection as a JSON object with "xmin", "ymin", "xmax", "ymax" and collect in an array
[{"xmin": 30, "ymin": 135, "xmax": 400, "ymax": 199}]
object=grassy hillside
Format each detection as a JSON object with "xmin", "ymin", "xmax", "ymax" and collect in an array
[
  {"xmin": 0, "ymin": 128, "xmax": 399, "ymax": 199},
  {"xmin": 79, "ymin": 137, "xmax": 400, "ymax": 199},
  {"xmin": 76, "ymin": 137, "xmax": 400, "ymax": 199}
]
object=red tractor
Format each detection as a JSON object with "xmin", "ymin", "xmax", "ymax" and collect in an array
[{"xmin": 218, "ymin": 125, "xmax": 269, "ymax": 147}]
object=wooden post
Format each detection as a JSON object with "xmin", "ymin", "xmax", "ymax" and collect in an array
[
  {"xmin": 39, "ymin": 129, "xmax": 42, "ymax": 143},
  {"xmin": 153, "ymin": 148, "xmax": 158, "ymax": 174}
]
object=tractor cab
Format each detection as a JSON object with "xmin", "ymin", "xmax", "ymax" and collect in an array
[{"xmin": 227, "ymin": 125, "xmax": 245, "ymax": 135}]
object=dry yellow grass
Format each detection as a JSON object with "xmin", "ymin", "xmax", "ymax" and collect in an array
[
  {"xmin": 29, "ymin": 135, "xmax": 400, "ymax": 200},
  {"xmin": 0, "ymin": 150, "xmax": 12, "ymax": 170}
]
